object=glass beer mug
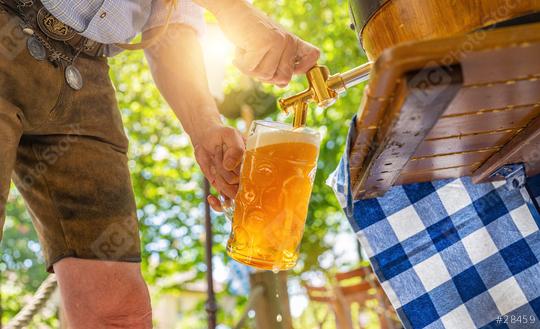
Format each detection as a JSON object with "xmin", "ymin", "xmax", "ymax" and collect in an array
[{"xmin": 225, "ymin": 120, "xmax": 321, "ymax": 271}]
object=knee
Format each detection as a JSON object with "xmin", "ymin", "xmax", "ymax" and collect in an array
[
  {"xmin": 92, "ymin": 275, "xmax": 152, "ymax": 328},
  {"xmin": 55, "ymin": 259, "xmax": 152, "ymax": 329}
]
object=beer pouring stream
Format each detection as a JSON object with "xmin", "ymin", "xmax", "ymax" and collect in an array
[{"xmin": 279, "ymin": 62, "xmax": 372, "ymax": 128}]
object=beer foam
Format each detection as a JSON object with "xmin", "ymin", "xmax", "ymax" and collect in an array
[{"xmin": 246, "ymin": 128, "xmax": 320, "ymax": 151}]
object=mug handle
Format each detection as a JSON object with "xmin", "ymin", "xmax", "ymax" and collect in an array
[{"xmin": 219, "ymin": 195, "xmax": 235, "ymax": 221}]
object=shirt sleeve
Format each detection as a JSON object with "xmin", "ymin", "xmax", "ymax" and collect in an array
[{"xmin": 143, "ymin": 0, "xmax": 205, "ymax": 36}]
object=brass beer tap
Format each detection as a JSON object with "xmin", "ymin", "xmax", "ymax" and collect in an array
[{"xmin": 279, "ymin": 62, "xmax": 373, "ymax": 127}]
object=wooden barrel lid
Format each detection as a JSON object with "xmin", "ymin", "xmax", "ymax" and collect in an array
[{"xmin": 349, "ymin": 0, "xmax": 540, "ymax": 60}]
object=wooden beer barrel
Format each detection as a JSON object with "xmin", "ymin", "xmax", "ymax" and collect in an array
[{"xmin": 349, "ymin": 0, "xmax": 540, "ymax": 60}]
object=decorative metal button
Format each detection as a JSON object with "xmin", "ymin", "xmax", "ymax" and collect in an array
[
  {"xmin": 49, "ymin": 52, "xmax": 61, "ymax": 62},
  {"xmin": 27, "ymin": 37, "xmax": 47, "ymax": 61},
  {"xmin": 65, "ymin": 65, "xmax": 83, "ymax": 90},
  {"xmin": 22, "ymin": 27, "xmax": 34, "ymax": 35},
  {"xmin": 99, "ymin": 12, "xmax": 107, "ymax": 18}
]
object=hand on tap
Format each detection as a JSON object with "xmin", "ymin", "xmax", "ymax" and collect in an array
[{"xmin": 196, "ymin": 0, "xmax": 320, "ymax": 87}]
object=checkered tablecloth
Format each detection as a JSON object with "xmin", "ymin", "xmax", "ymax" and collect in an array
[{"xmin": 328, "ymin": 117, "xmax": 540, "ymax": 329}]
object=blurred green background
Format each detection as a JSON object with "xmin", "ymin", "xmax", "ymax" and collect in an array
[{"xmin": 1, "ymin": 0, "xmax": 372, "ymax": 328}]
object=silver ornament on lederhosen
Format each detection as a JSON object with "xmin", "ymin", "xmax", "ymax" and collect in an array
[
  {"xmin": 27, "ymin": 36, "xmax": 47, "ymax": 61},
  {"xmin": 65, "ymin": 65, "xmax": 83, "ymax": 90}
]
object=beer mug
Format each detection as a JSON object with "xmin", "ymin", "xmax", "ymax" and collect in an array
[{"xmin": 225, "ymin": 120, "xmax": 321, "ymax": 271}]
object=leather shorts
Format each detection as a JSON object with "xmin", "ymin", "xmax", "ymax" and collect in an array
[{"xmin": 0, "ymin": 8, "xmax": 141, "ymax": 272}]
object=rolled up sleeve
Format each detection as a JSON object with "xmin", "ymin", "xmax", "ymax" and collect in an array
[{"xmin": 143, "ymin": 0, "xmax": 205, "ymax": 36}]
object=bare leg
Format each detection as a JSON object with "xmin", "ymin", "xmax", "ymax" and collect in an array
[{"xmin": 54, "ymin": 258, "xmax": 152, "ymax": 329}]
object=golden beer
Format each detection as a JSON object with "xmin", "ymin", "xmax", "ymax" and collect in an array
[{"xmin": 226, "ymin": 121, "xmax": 320, "ymax": 271}]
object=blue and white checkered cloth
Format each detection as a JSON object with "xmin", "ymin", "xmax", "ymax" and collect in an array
[{"xmin": 329, "ymin": 117, "xmax": 540, "ymax": 329}]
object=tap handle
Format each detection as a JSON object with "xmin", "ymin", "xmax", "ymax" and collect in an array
[
  {"xmin": 306, "ymin": 65, "xmax": 338, "ymax": 108},
  {"xmin": 277, "ymin": 62, "xmax": 372, "ymax": 126}
]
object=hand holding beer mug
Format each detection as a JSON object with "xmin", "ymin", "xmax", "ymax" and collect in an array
[{"xmin": 224, "ymin": 120, "xmax": 321, "ymax": 271}]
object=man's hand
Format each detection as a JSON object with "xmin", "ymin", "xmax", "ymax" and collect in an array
[
  {"xmin": 198, "ymin": 0, "xmax": 320, "ymax": 87},
  {"xmin": 191, "ymin": 122, "xmax": 245, "ymax": 200}
]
